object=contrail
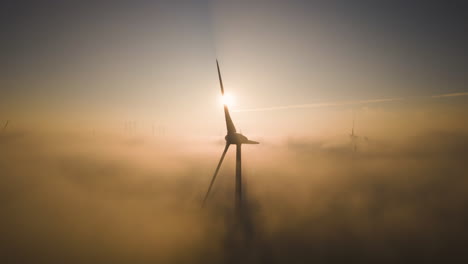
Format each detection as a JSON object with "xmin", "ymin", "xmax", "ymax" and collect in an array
[
  {"xmin": 233, "ymin": 97, "xmax": 404, "ymax": 112},
  {"xmin": 431, "ymin": 92, "xmax": 468, "ymax": 98},
  {"xmin": 233, "ymin": 91, "xmax": 468, "ymax": 113}
]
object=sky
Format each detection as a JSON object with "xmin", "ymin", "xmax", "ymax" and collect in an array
[
  {"xmin": 1, "ymin": 0, "xmax": 467, "ymax": 136},
  {"xmin": 1, "ymin": 1, "xmax": 468, "ymax": 263}
]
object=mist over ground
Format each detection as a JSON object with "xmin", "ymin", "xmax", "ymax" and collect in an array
[{"xmin": 1, "ymin": 114, "xmax": 468, "ymax": 263}]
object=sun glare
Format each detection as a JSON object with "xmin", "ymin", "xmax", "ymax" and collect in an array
[{"xmin": 220, "ymin": 93, "xmax": 236, "ymax": 107}]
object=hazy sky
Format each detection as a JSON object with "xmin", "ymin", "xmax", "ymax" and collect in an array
[{"xmin": 1, "ymin": 0, "xmax": 467, "ymax": 136}]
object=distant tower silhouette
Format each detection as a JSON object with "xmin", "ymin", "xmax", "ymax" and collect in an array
[
  {"xmin": 2, "ymin": 120, "xmax": 9, "ymax": 133},
  {"xmin": 349, "ymin": 113, "xmax": 369, "ymax": 152},
  {"xmin": 350, "ymin": 114, "xmax": 358, "ymax": 152}
]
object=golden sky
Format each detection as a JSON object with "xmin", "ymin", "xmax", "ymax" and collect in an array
[{"xmin": 1, "ymin": 1, "xmax": 467, "ymax": 138}]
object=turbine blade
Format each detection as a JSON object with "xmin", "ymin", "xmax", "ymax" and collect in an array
[
  {"xmin": 216, "ymin": 60, "xmax": 236, "ymax": 133},
  {"xmin": 216, "ymin": 60, "xmax": 224, "ymax": 95},
  {"xmin": 224, "ymin": 105, "xmax": 237, "ymax": 133},
  {"xmin": 245, "ymin": 140, "xmax": 259, "ymax": 144},
  {"xmin": 202, "ymin": 144, "xmax": 230, "ymax": 207}
]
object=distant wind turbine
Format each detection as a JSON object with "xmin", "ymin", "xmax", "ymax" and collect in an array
[
  {"xmin": 350, "ymin": 116, "xmax": 358, "ymax": 152},
  {"xmin": 349, "ymin": 114, "xmax": 369, "ymax": 152},
  {"xmin": 202, "ymin": 60, "xmax": 259, "ymax": 215},
  {"xmin": 2, "ymin": 120, "xmax": 9, "ymax": 133}
]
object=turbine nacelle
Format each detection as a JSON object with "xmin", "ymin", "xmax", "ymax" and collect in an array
[{"xmin": 225, "ymin": 133, "xmax": 259, "ymax": 145}]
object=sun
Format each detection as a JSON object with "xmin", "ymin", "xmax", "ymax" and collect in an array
[{"xmin": 220, "ymin": 93, "xmax": 236, "ymax": 107}]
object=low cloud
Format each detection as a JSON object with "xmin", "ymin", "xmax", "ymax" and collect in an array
[{"xmin": 1, "ymin": 127, "xmax": 468, "ymax": 263}]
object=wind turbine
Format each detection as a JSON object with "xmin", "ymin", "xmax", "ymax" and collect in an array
[
  {"xmin": 2, "ymin": 120, "xmax": 9, "ymax": 133},
  {"xmin": 350, "ymin": 117, "xmax": 358, "ymax": 152},
  {"xmin": 202, "ymin": 60, "xmax": 259, "ymax": 216}
]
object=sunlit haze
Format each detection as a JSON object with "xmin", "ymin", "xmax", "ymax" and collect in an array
[{"xmin": 220, "ymin": 93, "xmax": 236, "ymax": 108}]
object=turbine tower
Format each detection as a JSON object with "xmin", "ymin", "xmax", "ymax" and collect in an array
[{"xmin": 203, "ymin": 60, "xmax": 259, "ymax": 216}]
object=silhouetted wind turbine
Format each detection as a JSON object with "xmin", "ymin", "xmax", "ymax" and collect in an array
[
  {"xmin": 2, "ymin": 120, "xmax": 9, "ymax": 133},
  {"xmin": 202, "ymin": 60, "xmax": 259, "ymax": 215},
  {"xmin": 350, "ymin": 116, "xmax": 358, "ymax": 152}
]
